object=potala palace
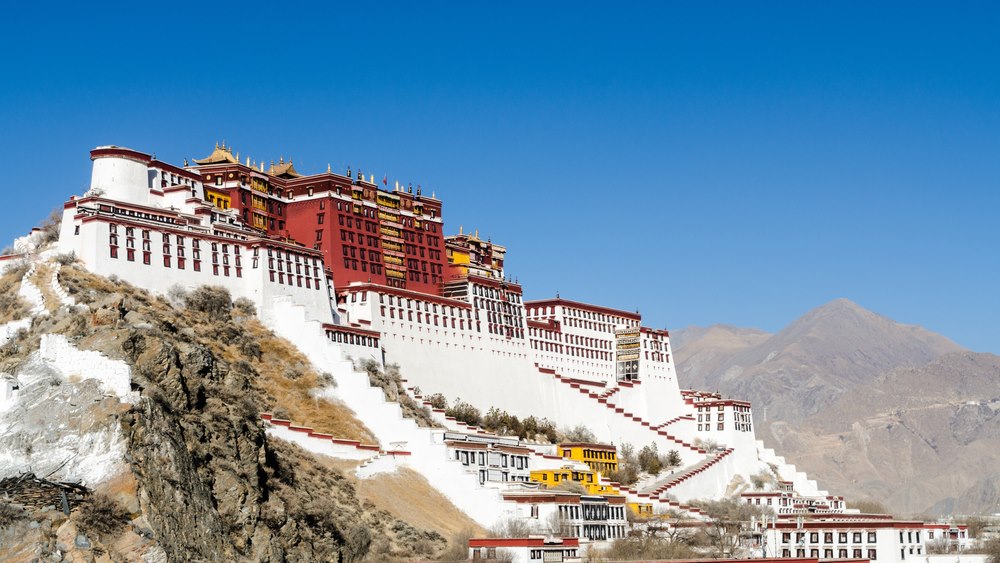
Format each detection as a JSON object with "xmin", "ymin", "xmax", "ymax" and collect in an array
[{"xmin": 1, "ymin": 144, "xmax": 976, "ymax": 562}]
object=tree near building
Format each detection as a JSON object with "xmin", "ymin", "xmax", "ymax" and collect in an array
[{"xmin": 692, "ymin": 498, "xmax": 773, "ymax": 558}]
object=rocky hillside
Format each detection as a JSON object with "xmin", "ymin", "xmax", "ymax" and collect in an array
[
  {"xmin": 772, "ymin": 351, "xmax": 1000, "ymax": 516},
  {"xmin": 0, "ymin": 261, "xmax": 448, "ymax": 562},
  {"xmin": 672, "ymin": 299, "xmax": 1000, "ymax": 516},
  {"xmin": 674, "ymin": 298, "xmax": 963, "ymax": 425}
]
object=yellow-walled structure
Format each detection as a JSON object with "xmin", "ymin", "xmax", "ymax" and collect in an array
[
  {"xmin": 627, "ymin": 502, "xmax": 654, "ymax": 518},
  {"xmin": 558, "ymin": 443, "xmax": 618, "ymax": 476},
  {"xmin": 205, "ymin": 188, "xmax": 232, "ymax": 210},
  {"xmin": 529, "ymin": 467, "xmax": 619, "ymax": 496}
]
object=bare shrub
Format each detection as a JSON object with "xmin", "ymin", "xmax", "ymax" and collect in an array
[
  {"xmin": 166, "ymin": 285, "xmax": 188, "ymax": 307},
  {"xmin": 750, "ymin": 470, "xmax": 774, "ymax": 490},
  {"xmin": 183, "ymin": 286, "xmax": 233, "ymax": 321},
  {"xmin": 53, "ymin": 251, "xmax": 76, "ymax": 265},
  {"xmin": 76, "ymin": 493, "xmax": 131, "ymax": 538},
  {"xmin": 561, "ymin": 424, "xmax": 596, "ymax": 443},
  {"xmin": 38, "ymin": 209, "xmax": 62, "ymax": 245},
  {"xmin": 446, "ymin": 400, "xmax": 482, "ymax": 427},
  {"xmin": 0, "ymin": 502, "xmax": 27, "ymax": 528},
  {"xmin": 439, "ymin": 527, "xmax": 476, "ymax": 561},
  {"xmin": 426, "ymin": 393, "xmax": 448, "ymax": 409},
  {"xmin": 234, "ymin": 297, "xmax": 257, "ymax": 317},
  {"xmin": 489, "ymin": 518, "xmax": 534, "ymax": 538}
]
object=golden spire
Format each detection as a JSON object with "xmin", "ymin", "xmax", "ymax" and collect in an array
[
  {"xmin": 459, "ymin": 225, "xmax": 463, "ymax": 235},
  {"xmin": 327, "ymin": 163, "xmax": 332, "ymax": 173}
]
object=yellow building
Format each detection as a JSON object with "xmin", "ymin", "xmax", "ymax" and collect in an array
[
  {"xmin": 529, "ymin": 467, "xmax": 619, "ymax": 496},
  {"xmin": 558, "ymin": 443, "xmax": 618, "ymax": 476},
  {"xmin": 204, "ymin": 188, "xmax": 232, "ymax": 210},
  {"xmin": 627, "ymin": 502, "xmax": 654, "ymax": 518}
]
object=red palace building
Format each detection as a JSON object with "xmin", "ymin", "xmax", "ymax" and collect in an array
[{"xmin": 191, "ymin": 143, "xmax": 447, "ymax": 295}]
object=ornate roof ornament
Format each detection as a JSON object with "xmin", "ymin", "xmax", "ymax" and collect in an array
[{"xmin": 194, "ymin": 143, "xmax": 239, "ymax": 165}]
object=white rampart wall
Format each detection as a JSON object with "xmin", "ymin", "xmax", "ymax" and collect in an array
[
  {"xmin": 265, "ymin": 423, "xmax": 380, "ymax": 462},
  {"xmin": 268, "ymin": 297, "xmax": 512, "ymax": 527},
  {"xmin": 38, "ymin": 334, "xmax": 136, "ymax": 404}
]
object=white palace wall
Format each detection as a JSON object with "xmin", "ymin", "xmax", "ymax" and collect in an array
[{"xmin": 57, "ymin": 199, "xmax": 334, "ymax": 325}]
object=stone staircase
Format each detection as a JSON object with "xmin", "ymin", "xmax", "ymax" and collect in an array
[
  {"xmin": 594, "ymin": 475, "xmax": 708, "ymax": 519},
  {"xmin": 18, "ymin": 262, "xmax": 47, "ymax": 317},
  {"xmin": 651, "ymin": 415, "xmax": 693, "ymax": 431},
  {"xmin": 536, "ymin": 365, "xmax": 706, "ymax": 455},
  {"xmin": 639, "ymin": 448, "xmax": 734, "ymax": 499},
  {"xmin": 266, "ymin": 297, "xmax": 516, "ymax": 527},
  {"xmin": 754, "ymin": 439, "xmax": 827, "ymax": 497}
]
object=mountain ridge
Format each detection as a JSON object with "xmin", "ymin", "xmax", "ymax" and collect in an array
[
  {"xmin": 671, "ymin": 300, "xmax": 1000, "ymax": 516},
  {"xmin": 674, "ymin": 298, "xmax": 964, "ymax": 423}
]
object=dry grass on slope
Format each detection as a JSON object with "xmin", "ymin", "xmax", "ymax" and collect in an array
[
  {"xmin": 57, "ymin": 265, "xmax": 374, "ymax": 443},
  {"xmin": 29, "ymin": 263, "xmax": 60, "ymax": 314},
  {"xmin": 320, "ymin": 458, "xmax": 484, "ymax": 541},
  {"xmin": 243, "ymin": 318, "xmax": 375, "ymax": 443},
  {"xmin": 0, "ymin": 262, "xmax": 31, "ymax": 323}
]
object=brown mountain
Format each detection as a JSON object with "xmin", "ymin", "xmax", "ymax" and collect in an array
[
  {"xmin": 671, "ymin": 324, "xmax": 771, "ymax": 390},
  {"xmin": 671, "ymin": 300, "xmax": 1000, "ymax": 516},
  {"xmin": 773, "ymin": 352, "xmax": 1000, "ymax": 516},
  {"xmin": 673, "ymin": 298, "xmax": 963, "ymax": 425}
]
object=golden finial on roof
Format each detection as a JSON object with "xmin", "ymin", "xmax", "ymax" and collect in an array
[
  {"xmin": 459, "ymin": 225, "xmax": 463, "ymax": 235},
  {"xmin": 369, "ymin": 174, "xmax": 374, "ymax": 183},
  {"xmin": 215, "ymin": 141, "xmax": 219, "ymax": 149},
  {"xmin": 327, "ymin": 163, "xmax": 332, "ymax": 173},
  {"xmin": 279, "ymin": 155, "xmax": 284, "ymax": 164},
  {"xmin": 235, "ymin": 151, "xmax": 239, "ymax": 161},
  {"xmin": 474, "ymin": 229, "xmax": 479, "ymax": 238},
  {"xmin": 246, "ymin": 156, "xmax": 250, "ymax": 166}
]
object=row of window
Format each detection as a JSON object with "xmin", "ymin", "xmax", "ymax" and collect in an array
[
  {"xmin": 781, "ymin": 548, "xmax": 878, "ymax": 560},
  {"xmin": 530, "ymin": 341, "xmax": 613, "ymax": 361},
  {"xmin": 381, "ymin": 305, "xmax": 480, "ymax": 332},
  {"xmin": 782, "ymin": 531, "xmax": 884, "ymax": 545},
  {"xmin": 454, "ymin": 449, "xmax": 530, "ymax": 470},
  {"xmin": 324, "ymin": 329, "xmax": 378, "ymax": 348}
]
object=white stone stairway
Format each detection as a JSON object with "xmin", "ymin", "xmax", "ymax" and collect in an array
[{"xmin": 267, "ymin": 297, "xmax": 513, "ymax": 528}]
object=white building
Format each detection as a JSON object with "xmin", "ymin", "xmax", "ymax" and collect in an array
[
  {"xmin": 762, "ymin": 517, "xmax": 930, "ymax": 563},
  {"xmin": 443, "ymin": 431, "xmax": 532, "ymax": 486},
  {"xmin": 56, "ymin": 147, "xmax": 335, "ymax": 326},
  {"xmin": 501, "ymin": 491, "xmax": 628, "ymax": 542},
  {"xmin": 467, "ymin": 537, "xmax": 581, "ymax": 563}
]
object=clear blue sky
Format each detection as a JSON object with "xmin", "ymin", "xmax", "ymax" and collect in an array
[{"xmin": 2, "ymin": 2, "xmax": 998, "ymax": 352}]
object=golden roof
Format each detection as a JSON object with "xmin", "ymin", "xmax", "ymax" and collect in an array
[
  {"xmin": 194, "ymin": 143, "xmax": 239, "ymax": 165},
  {"xmin": 269, "ymin": 158, "xmax": 302, "ymax": 179}
]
